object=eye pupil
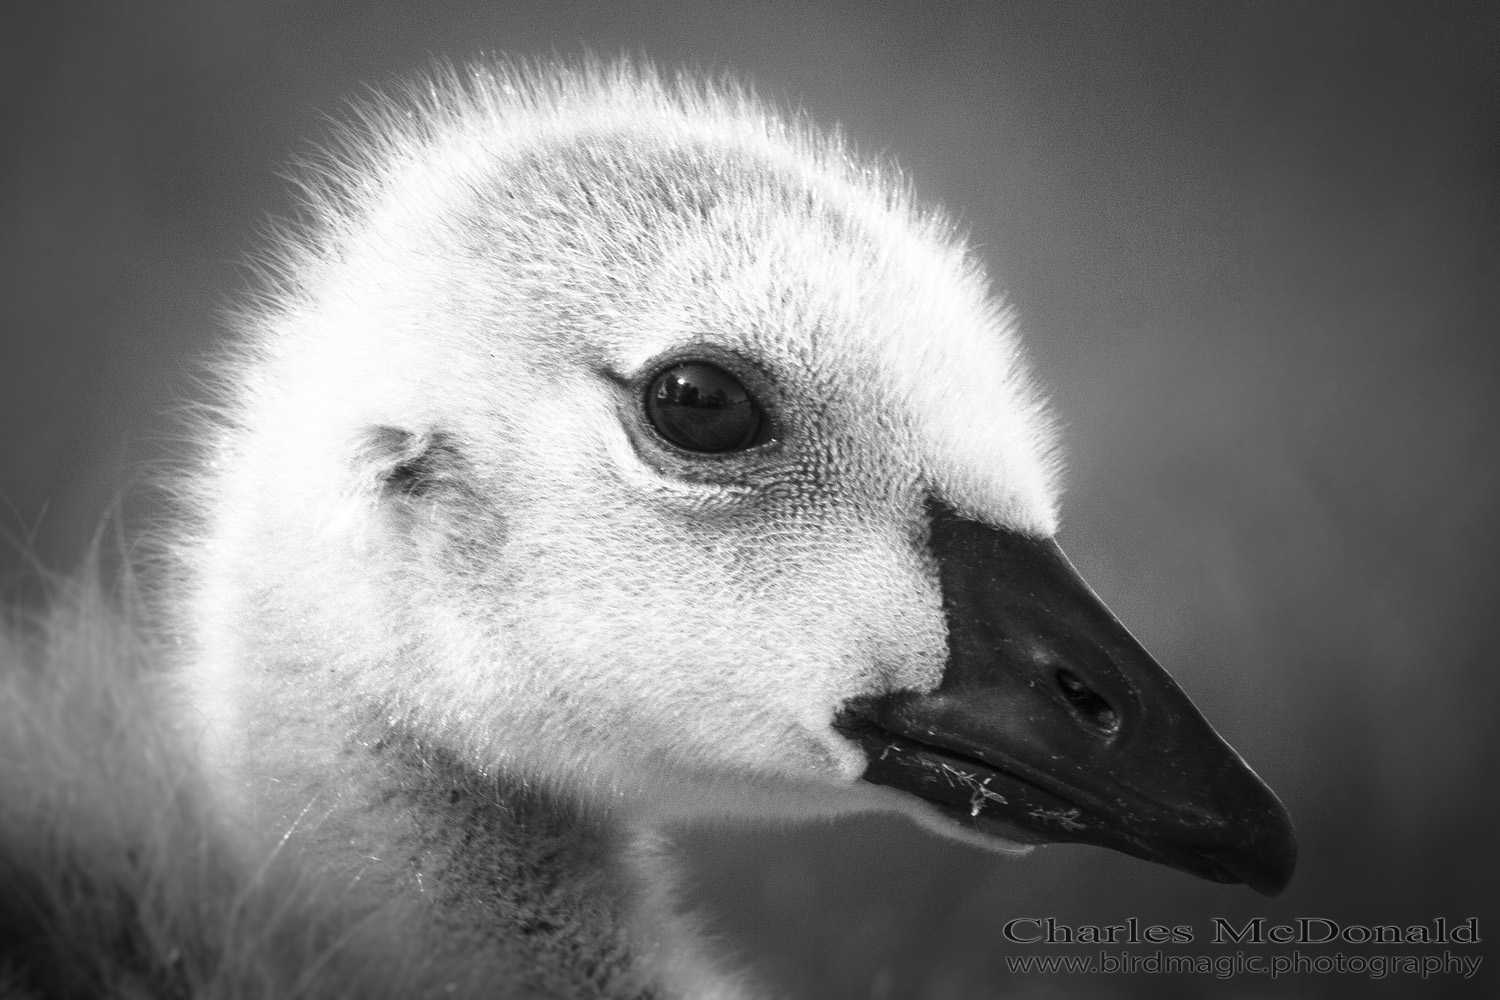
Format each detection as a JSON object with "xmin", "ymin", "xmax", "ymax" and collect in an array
[{"xmin": 645, "ymin": 363, "xmax": 765, "ymax": 453}]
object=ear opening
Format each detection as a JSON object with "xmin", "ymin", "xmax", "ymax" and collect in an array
[
  {"xmin": 356, "ymin": 425, "xmax": 464, "ymax": 499},
  {"xmin": 352, "ymin": 425, "xmax": 502, "ymax": 571}
]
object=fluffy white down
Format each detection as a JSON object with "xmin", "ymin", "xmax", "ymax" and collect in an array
[{"xmin": 179, "ymin": 59, "xmax": 1061, "ymax": 834}]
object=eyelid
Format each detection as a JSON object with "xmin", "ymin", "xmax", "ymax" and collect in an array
[{"xmin": 613, "ymin": 343, "xmax": 773, "ymax": 391}]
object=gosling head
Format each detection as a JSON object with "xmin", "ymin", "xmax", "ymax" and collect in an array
[{"xmin": 190, "ymin": 60, "xmax": 1293, "ymax": 895}]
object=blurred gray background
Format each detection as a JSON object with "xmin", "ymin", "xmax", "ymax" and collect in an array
[{"xmin": 1, "ymin": 2, "xmax": 1495, "ymax": 997}]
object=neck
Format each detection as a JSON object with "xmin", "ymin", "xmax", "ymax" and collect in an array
[{"xmin": 240, "ymin": 717, "xmax": 745, "ymax": 999}]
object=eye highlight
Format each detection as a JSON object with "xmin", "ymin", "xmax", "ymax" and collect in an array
[{"xmin": 644, "ymin": 362, "xmax": 766, "ymax": 453}]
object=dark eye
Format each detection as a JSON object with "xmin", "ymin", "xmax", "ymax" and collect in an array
[{"xmin": 644, "ymin": 362, "xmax": 766, "ymax": 453}]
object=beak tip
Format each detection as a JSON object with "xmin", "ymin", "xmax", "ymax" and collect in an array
[
  {"xmin": 1218, "ymin": 797, "xmax": 1298, "ymax": 897},
  {"xmin": 1255, "ymin": 823, "xmax": 1298, "ymax": 899}
]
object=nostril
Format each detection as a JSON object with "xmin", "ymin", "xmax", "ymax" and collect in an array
[{"xmin": 1056, "ymin": 669, "xmax": 1122, "ymax": 735}]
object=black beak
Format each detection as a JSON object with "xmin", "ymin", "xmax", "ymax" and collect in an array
[{"xmin": 837, "ymin": 504, "xmax": 1296, "ymax": 896}]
